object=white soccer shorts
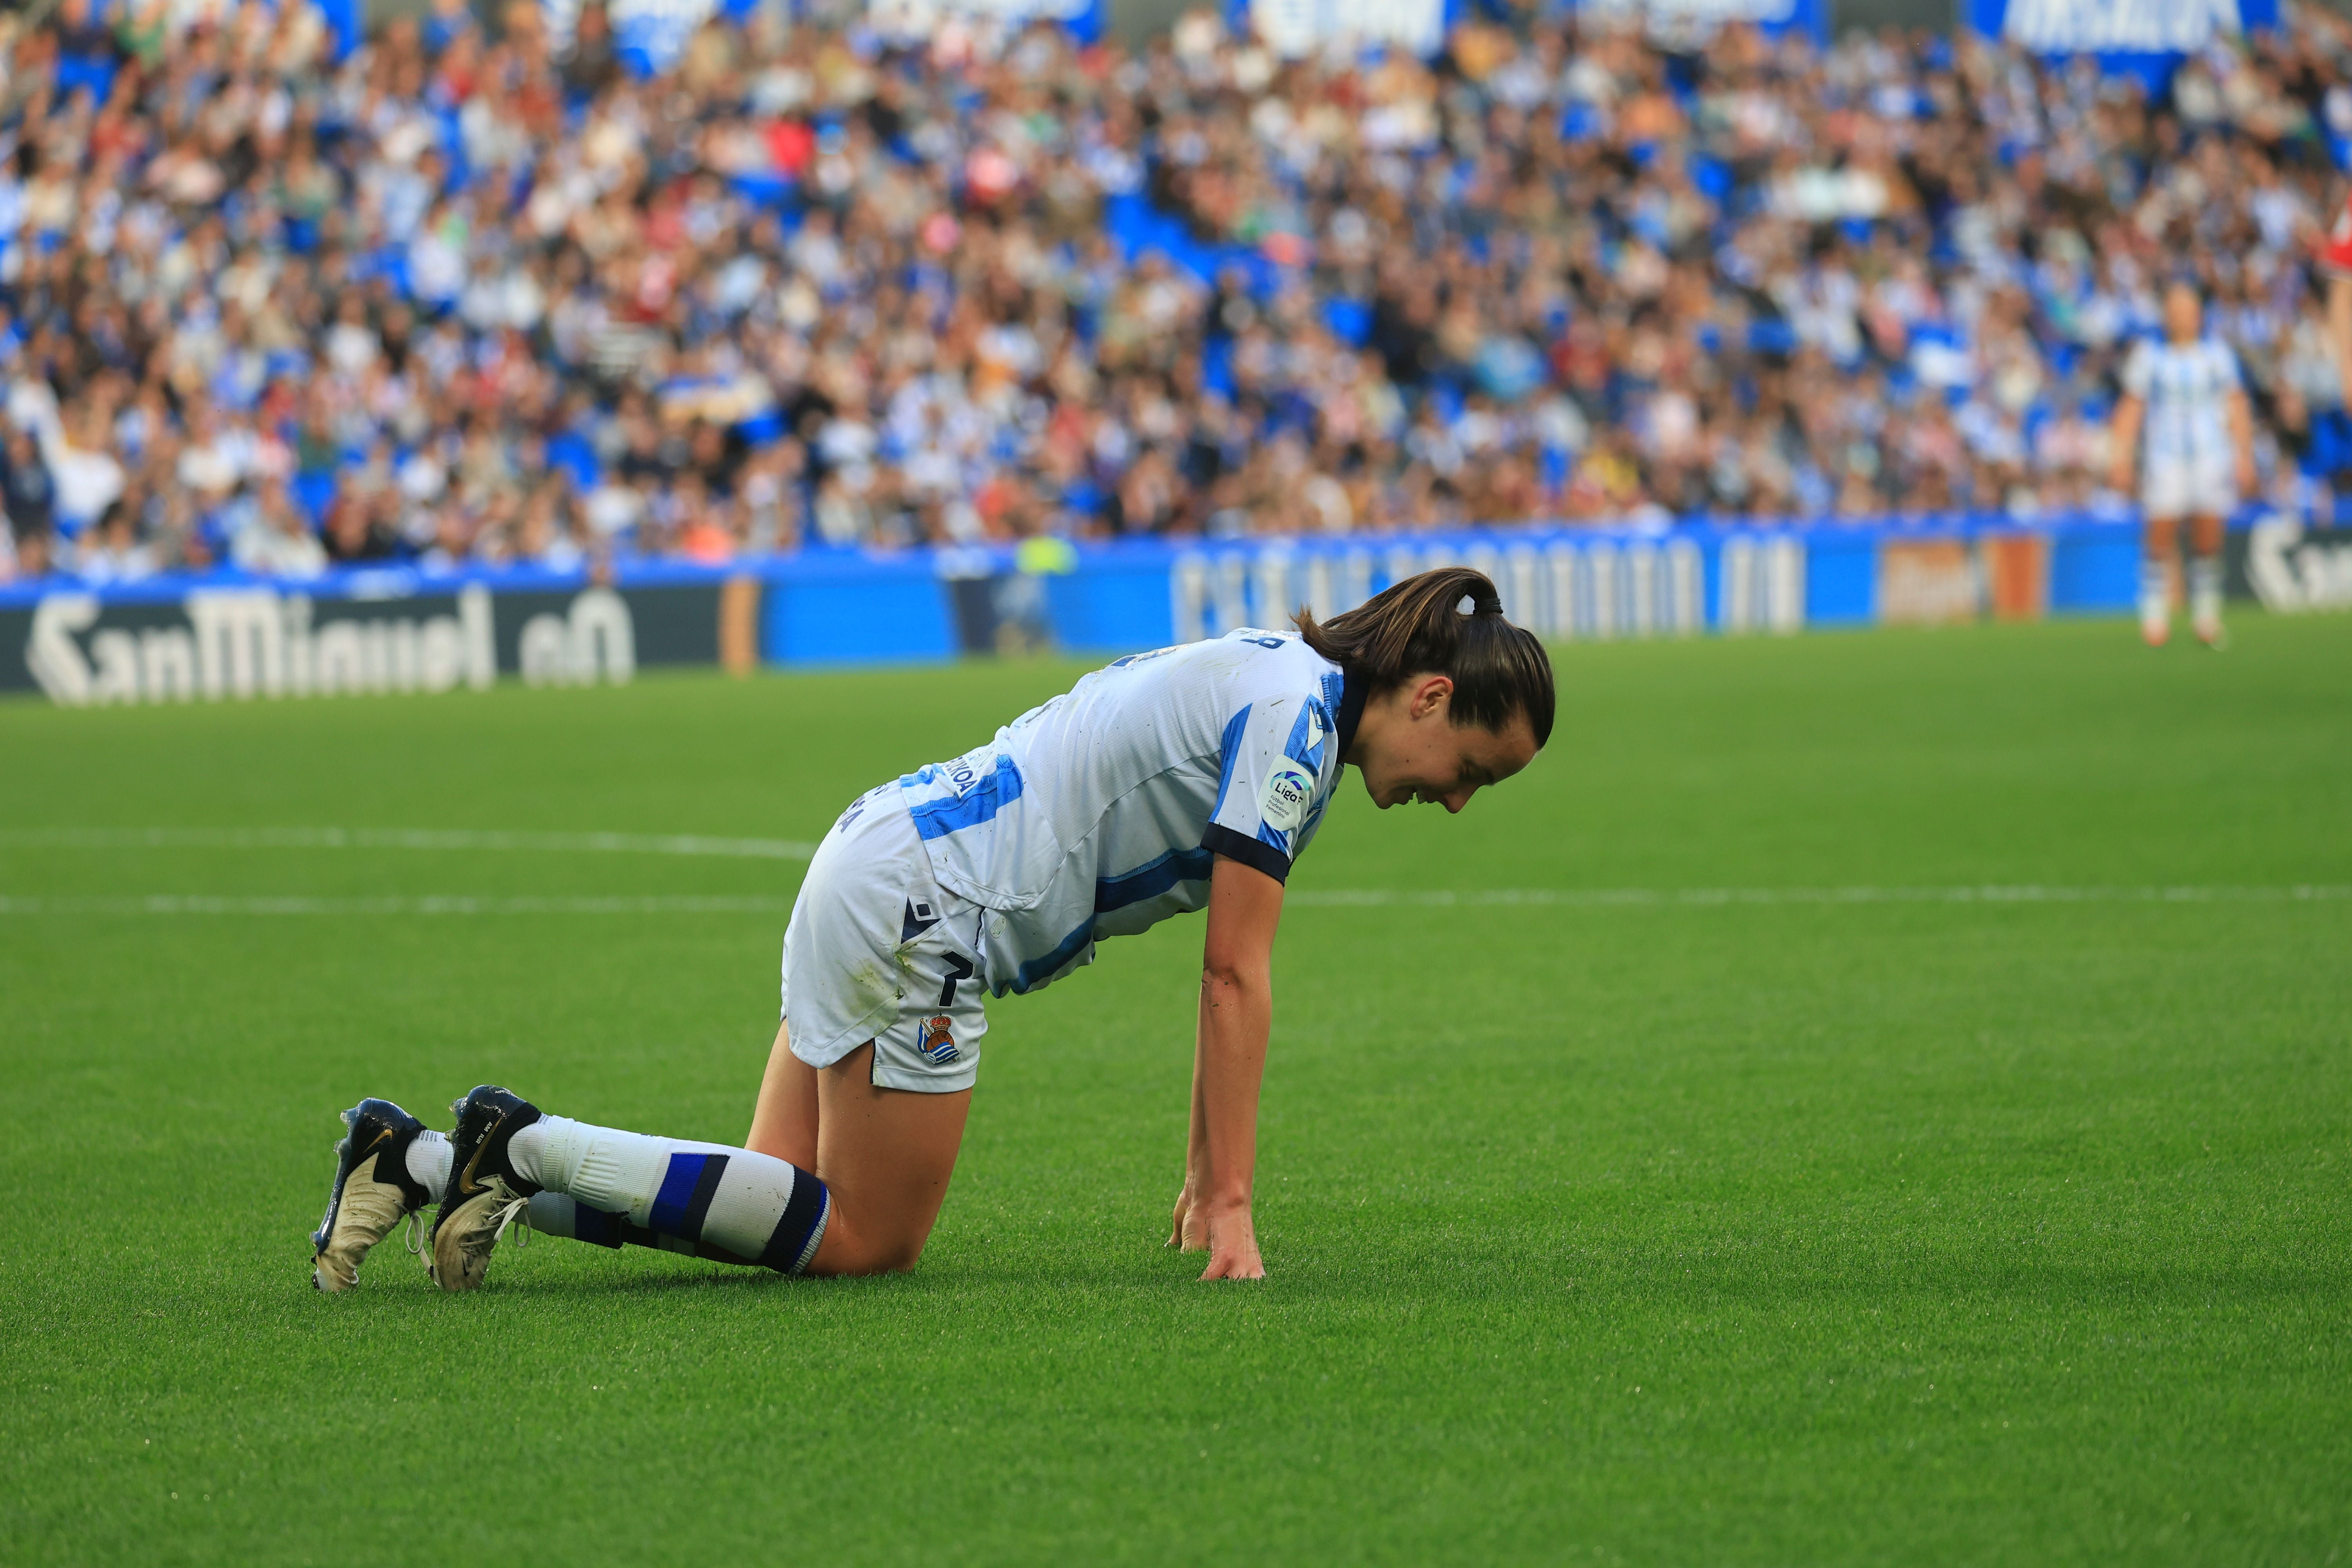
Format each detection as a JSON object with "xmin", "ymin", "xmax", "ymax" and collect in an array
[
  {"xmin": 2141, "ymin": 460, "xmax": 2234, "ymax": 521},
  {"xmin": 780, "ymin": 785, "xmax": 990, "ymax": 1093}
]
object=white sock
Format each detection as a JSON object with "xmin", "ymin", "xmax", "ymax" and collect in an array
[
  {"xmin": 2189, "ymin": 556, "xmax": 2222, "ymax": 627},
  {"xmin": 405, "ymin": 1131, "xmax": 452, "ymax": 1204},
  {"xmin": 525, "ymin": 1114, "xmax": 830, "ymax": 1272},
  {"xmin": 525, "ymin": 1191, "xmax": 709, "ymax": 1259},
  {"xmin": 505, "ymin": 1120, "xmax": 548, "ymax": 1186},
  {"xmin": 2139, "ymin": 560, "xmax": 2169, "ymax": 632}
]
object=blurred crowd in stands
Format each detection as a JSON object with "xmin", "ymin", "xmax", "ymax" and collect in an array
[{"xmin": 5, "ymin": 0, "xmax": 2352, "ymax": 584}]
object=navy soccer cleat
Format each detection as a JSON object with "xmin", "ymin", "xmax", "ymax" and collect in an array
[
  {"xmin": 428, "ymin": 1085, "xmax": 543, "ymax": 1292},
  {"xmin": 311, "ymin": 1099, "xmax": 434, "ymax": 1293}
]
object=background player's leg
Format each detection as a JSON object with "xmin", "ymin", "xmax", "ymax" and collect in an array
[
  {"xmin": 2140, "ymin": 514, "xmax": 2177, "ymax": 645},
  {"xmin": 746, "ymin": 1018, "xmax": 819, "ymax": 1169},
  {"xmin": 2187, "ymin": 511, "xmax": 2227, "ymax": 644},
  {"xmin": 802, "ymin": 1043, "xmax": 971, "ymax": 1276}
]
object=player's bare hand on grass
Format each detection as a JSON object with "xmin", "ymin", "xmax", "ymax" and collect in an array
[
  {"xmin": 1196, "ymin": 1200, "xmax": 1264, "ymax": 1280},
  {"xmin": 1167, "ymin": 1182, "xmax": 1210, "ymax": 1251}
]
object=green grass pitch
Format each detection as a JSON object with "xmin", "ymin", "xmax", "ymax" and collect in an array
[{"xmin": 2, "ymin": 615, "xmax": 2348, "ymax": 1565}]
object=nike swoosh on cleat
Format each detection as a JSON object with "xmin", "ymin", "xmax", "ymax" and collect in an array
[{"xmin": 453, "ymin": 1117, "xmax": 503, "ymax": 1198}]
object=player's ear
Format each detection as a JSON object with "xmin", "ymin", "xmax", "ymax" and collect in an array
[{"xmin": 1411, "ymin": 675, "xmax": 1454, "ymax": 721}]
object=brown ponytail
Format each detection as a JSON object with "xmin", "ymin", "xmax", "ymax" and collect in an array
[{"xmin": 1294, "ymin": 567, "xmax": 1554, "ymax": 747}]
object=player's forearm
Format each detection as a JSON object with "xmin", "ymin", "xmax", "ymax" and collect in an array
[
  {"xmin": 1184, "ymin": 993, "xmax": 1211, "ymax": 1189},
  {"xmin": 1196, "ymin": 964, "xmax": 1270, "ymax": 1208}
]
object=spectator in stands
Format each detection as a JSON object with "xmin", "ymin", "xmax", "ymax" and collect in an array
[
  {"xmin": 6, "ymin": 0, "xmax": 2352, "ymax": 588},
  {"xmin": 232, "ymin": 481, "xmax": 329, "ymax": 578},
  {"xmin": 73, "ymin": 497, "xmax": 158, "ymax": 584},
  {"xmin": 3, "ymin": 426, "xmax": 54, "ymax": 546}
]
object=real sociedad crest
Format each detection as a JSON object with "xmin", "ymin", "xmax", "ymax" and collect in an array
[{"xmin": 918, "ymin": 1015, "xmax": 960, "ymax": 1066}]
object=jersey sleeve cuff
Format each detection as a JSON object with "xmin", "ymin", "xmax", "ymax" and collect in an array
[{"xmin": 1201, "ymin": 823, "xmax": 1292, "ymax": 884}]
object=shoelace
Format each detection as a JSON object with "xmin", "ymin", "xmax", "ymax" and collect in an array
[
  {"xmin": 490, "ymin": 1195, "xmax": 532, "ymax": 1251},
  {"xmin": 417, "ymin": 1187, "xmax": 533, "ymax": 1279}
]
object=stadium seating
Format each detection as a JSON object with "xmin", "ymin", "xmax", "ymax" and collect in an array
[{"xmin": 3, "ymin": 0, "xmax": 2350, "ymax": 586}]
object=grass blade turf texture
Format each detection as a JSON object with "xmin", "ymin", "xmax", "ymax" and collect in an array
[{"xmin": 0, "ymin": 615, "xmax": 2346, "ymax": 1564}]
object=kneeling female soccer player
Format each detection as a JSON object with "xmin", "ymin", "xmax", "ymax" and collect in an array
[{"xmin": 310, "ymin": 567, "xmax": 1553, "ymax": 1289}]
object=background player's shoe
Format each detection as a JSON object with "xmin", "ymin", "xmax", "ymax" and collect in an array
[
  {"xmin": 311, "ymin": 1098, "xmax": 432, "ymax": 1293},
  {"xmin": 429, "ymin": 1085, "xmax": 543, "ymax": 1292}
]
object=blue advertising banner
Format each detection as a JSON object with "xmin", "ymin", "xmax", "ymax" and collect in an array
[{"xmin": 0, "ymin": 514, "xmax": 2221, "ymax": 705}]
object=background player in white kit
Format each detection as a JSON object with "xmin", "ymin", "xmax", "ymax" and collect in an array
[
  {"xmin": 308, "ymin": 568, "xmax": 1553, "ymax": 1288},
  {"xmin": 2108, "ymin": 280, "xmax": 2257, "ymax": 648}
]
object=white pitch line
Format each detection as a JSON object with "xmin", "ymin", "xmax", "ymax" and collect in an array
[
  {"xmin": 0, "ymin": 831, "xmax": 2342, "ymax": 909},
  {"xmin": 0, "ymin": 826, "xmax": 821, "ymax": 860},
  {"xmin": 1287, "ymin": 885, "xmax": 2352, "ymax": 907},
  {"xmin": 0, "ymin": 887, "xmax": 2343, "ymax": 917},
  {"xmin": 0, "ymin": 895, "xmax": 797, "ymax": 916}
]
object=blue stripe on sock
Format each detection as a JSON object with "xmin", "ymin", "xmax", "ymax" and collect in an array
[
  {"xmin": 650, "ymin": 1153, "xmax": 710, "ymax": 1236},
  {"xmin": 623, "ymin": 1222, "xmax": 698, "ymax": 1258},
  {"xmin": 678, "ymin": 1153, "xmax": 730, "ymax": 1241},
  {"xmin": 573, "ymin": 1203, "xmax": 625, "ymax": 1249},
  {"xmin": 757, "ymin": 1168, "xmax": 829, "ymax": 1274}
]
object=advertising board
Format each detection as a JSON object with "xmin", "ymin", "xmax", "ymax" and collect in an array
[
  {"xmin": 0, "ymin": 514, "xmax": 2192, "ymax": 707},
  {"xmin": 0, "ymin": 574, "xmax": 757, "ymax": 706}
]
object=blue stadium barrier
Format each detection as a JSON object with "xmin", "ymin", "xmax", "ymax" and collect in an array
[
  {"xmin": 762, "ymin": 551, "xmax": 958, "ymax": 666},
  {"xmin": 733, "ymin": 515, "xmax": 2147, "ymax": 663},
  {"xmin": 0, "ymin": 515, "xmax": 2175, "ymax": 697},
  {"xmin": 2050, "ymin": 522, "xmax": 2142, "ymax": 611}
]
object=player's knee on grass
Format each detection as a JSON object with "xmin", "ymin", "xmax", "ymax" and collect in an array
[
  {"xmin": 807, "ymin": 1214, "xmax": 927, "ymax": 1276},
  {"xmin": 806, "ymin": 1043, "xmax": 970, "ymax": 1276}
]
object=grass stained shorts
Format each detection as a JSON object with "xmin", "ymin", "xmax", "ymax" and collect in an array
[{"xmin": 780, "ymin": 784, "xmax": 989, "ymax": 1093}]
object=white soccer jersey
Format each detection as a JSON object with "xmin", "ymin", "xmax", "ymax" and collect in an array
[
  {"xmin": 2121, "ymin": 336, "xmax": 2241, "ymax": 471},
  {"xmin": 896, "ymin": 628, "xmax": 1353, "ymax": 999}
]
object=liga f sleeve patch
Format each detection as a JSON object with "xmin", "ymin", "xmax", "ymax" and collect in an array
[{"xmin": 1203, "ymin": 694, "xmax": 1327, "ymax": 884}]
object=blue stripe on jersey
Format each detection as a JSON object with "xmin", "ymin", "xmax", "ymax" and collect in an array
[
  {"xmin": 1283, "ymin": 698, "xmax": 1331, "ymax": 773},
  {"xmin": 1096, "ymin": 845, "xmax": 1214, "ymax": 913},
  {"xmin": 1008, "ymin": 915, "xmax": 1096, "ymax": 995},
  {"xmin": 1209, "ymin": 705, "xmax": 1251, "ymax": 821},
  {"xmin": 908, "ymin": 755, "xmax": 1025, "ymax": 840}
]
